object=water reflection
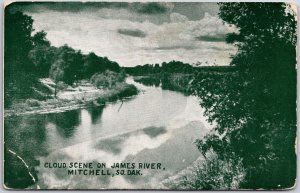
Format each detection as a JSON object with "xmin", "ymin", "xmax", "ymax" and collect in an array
[
  {"xmin": 48, "ymin": 110, "xmax": 81, "ymax": 138},
  {"xmin": 87, "ymin": 105, "xmax": 105, "ymax": 124},
  {"xmin": 4, "ymin": 115, "xmax": 48, "ymax": 188},
  {"xmin": 95, "ymin": 137, "xmax": 125, "ymax": 155},
  {"xmin": 4, "ymin": 78, "xmax": 212, "ymax": 189},
  {"xmin": 134, "ymin": 77, "xmax": 161, "ymax": 87},
  {"xmin": 143, "ymin": 126, "xmax": 167, "ymax": 138}
]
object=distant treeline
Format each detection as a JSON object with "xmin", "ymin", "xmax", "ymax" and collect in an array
[
  {"xmin": 5, "ymin": 10, "xmax": 120, "ymax": 107},
  {"xmin": 124, "ymin": 61, "xmax": 237, "ymax": 95},
  {"xmin": 123, "ymin": 60, "xmax": 236, "ymax": 75}
]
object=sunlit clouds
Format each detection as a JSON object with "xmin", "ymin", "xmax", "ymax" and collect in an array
[{"xmin": 21, "ymin": 2, "xmax": 237, "ymax": 66}]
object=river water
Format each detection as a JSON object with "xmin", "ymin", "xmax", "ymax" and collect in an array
[{"xmin": 4, "ymin": 77, "xmax": 213, "ymax": 189}]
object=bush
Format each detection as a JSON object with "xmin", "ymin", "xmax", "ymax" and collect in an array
[
  {"xmin": 163, "ymin": 153, "xmax": 245, "ymax": 190},
  {"xmin": 90, "ymin": 70, "xmax": 125, "ymax": 88},
  {"xmin": 25, "ymin": 99, "xmax": 41, "ymax": 107},
  {"xmin": 114, "ymin": 82, "xmax": 138, "ymax": 97}
]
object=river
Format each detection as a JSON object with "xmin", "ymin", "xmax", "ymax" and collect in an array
[{"xmin": 4, "ymin": 77, "xmax": 213, "ymax": 189}]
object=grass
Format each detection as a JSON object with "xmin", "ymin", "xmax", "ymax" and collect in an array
[{"xmin": 5, "ymin": 82, "xmax": 138, "ymax": 117}]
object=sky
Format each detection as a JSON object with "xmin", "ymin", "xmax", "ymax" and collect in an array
[{"xmin": 11, "ymin": 2, "xmax": 238, "ymax": 67}]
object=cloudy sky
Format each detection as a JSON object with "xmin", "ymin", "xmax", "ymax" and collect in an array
[{"xmin": 13, "ymin": 2, "xmax": 237, "ymax": 67}]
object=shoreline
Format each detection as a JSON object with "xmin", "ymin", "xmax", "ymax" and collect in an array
[{"xmin": 4, "ymin": 82, "xmax": 138, "ymax": 118}]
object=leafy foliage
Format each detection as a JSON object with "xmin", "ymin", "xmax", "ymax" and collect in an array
[
  {"xmin": 28, "ymin": 45, "xmax": 58, "ymax": 77},
  {"xmin": 5, "ymin": 10, "xmax": 36, "ymax": 107},
  {"xmin": 5, "ymin": 8, "xmax": 121, "ymax": 106},
  {"xmin": 193, "ymin": 3, "xmax": 297, "ymax": 189},
  {"xmin": 90, "ymin": 70, "xmax": 125, "ymax": 89},
  {"xmin": 83, "ymin": 52, "xmax": 120, "ymax": 78},
  {"xmin": 125, "ymin": 61, "xmax": 196, "ymax": 75},
  {"xmin": 164, "ymin": 153, "xmax": 245, "ymax": 190}
]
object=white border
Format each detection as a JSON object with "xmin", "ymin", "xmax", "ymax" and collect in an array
[{"xmin": 0, "ymin": 0, "xmax": 299, "ymax": 192}]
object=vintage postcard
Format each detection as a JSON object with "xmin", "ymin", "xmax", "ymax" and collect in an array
[{"xmin": 3, "ymin": 1, "xmax": 297, "ymax": 190}]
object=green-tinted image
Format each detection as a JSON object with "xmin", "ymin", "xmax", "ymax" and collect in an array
[{"xmin": 4, "ymin": 1, "xmax": 297, "ymax": 190}]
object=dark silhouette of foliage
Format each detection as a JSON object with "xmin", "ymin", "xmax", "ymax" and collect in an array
[
  {"xmin": 83, "ymin": 52, "xmax": 105, "ymax": 78},
  {"xmin": 48, "ymin": 110, "xmax": 81, "ymax": 138},
  {"xmin": 193, "ymin": 3, "xmax": 297, "ymax": 189},
  {"xmin": 5, "ymin": 11, "xmax": 34, "ymax": 72},
  {"xmin": 32, "ymin": 31, "xmax": 51, "ymax": 47},
  {"xmin": 124, "ymin": 60, "xmax": 235, "ymax": 76},
  {"xmin": 28, "ymin": 45, "xmax": 58, "ymax": 77},
  {"xmin": 5, "ymin": 10, "xmax": 37, "ymax": 107},
  {"xmin": 83, "ymin": 52, "xmax": 120, "ymax": 78}
]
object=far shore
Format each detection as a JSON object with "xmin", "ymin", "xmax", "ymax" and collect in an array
[{"xmin": 4, "ymin": 81, "xmax": 138, "ymax": 118}]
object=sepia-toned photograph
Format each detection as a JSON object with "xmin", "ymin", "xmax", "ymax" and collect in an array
[{"xmin": 3, "ymin": 1, "xmax": 297, "ymax": 190}]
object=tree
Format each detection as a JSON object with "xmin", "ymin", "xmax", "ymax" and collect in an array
[
  {"xmin": 193, "ymin": 3, "xmax": 297, "ymax": 189},
  {"xmin": 4, "ymin": 9, "xmax": 55, "ymax": 106},
  {"xmin": 32, "ymin": 31, "xmax": 50, "ymax": 47},
  {"xmin": 52, "ymin": 45, "xmax": 84, "ymax": 84},
  {"xmin": 4, "ymin": 10, "xmax": 35, "ymax": 106},
  {"xmin": 5, "ymin": 11, "xmax": 34, "ymax": 72},
  {"xmin": 83, "ymin": 52, "xmax": 104, "ymax": 78},
  {"xmin": 49, "ymin": 59, "xmax": 64, "ymax": 98},
  {"xmin": 28, "ymin": 46, "xmax": 58, "ymax": 77}
]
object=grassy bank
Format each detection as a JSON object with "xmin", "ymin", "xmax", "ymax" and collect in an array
[{"xmin": 4, "ymin": 82, "xmax": 138, "ymax": 117}]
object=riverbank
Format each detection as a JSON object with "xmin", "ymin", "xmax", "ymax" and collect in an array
[
  {"xmin": 133, "ymin": 73, "xmax": 193, "ymax": 95},
  {"xmin": 5, "ymin": 74, "xmax": 215, "ymax": 189},
  {"xmin": 4, "ymin": 82, "xmax": 138, "ymax": 117}
]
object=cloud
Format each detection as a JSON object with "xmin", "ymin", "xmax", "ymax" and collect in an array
[
  {"xmin": 144, "ymin": 45, "xmax": 197, "ymax": 50},
  {"xmin": 9, "ymin": 2, "xmax": 219, "ymax": 25},
  {"xmin": 142, "ymin": 12, "xmax": 236, "ymax": 49},
  {"xmin": 8, "ymin": 2, "xmax": 171, "ymax": 15},
  {"xmin": 6, "ymin": 2, "xmax": 129, "ymax": 13},
  {"xmin": 117, "ymin": 29, "xmax": 146, "ymax": 38},
  {"xmin": 156, "ymin": 46, "xmax": 196, "ymax": 50},
  {"xmin": 170, "ymin": 13, "xmax": 188, "ymax": 23},
  {"xmin": 195, "ymin": 35, "xmax": 226, "ymax": 42},
  {"xmin": 181, "ymin": 13, "xmax": 237, "ymax": 42},
  {"xmin": 25, "ymin": 5, "xmax": 237, "ymax": 67},
  {"xmin": 133, "ymin": 2, "xmax": 170, "ymax": 14}
]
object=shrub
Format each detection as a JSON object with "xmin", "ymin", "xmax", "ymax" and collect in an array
[
  {"xmin": 25, "ymin": 99, "xmax": 41, "ymax": 107},
  {"xmin": 163, "ymin": 153, "xmax": 245, "ymax": 190},
  {"xmin": 90, "ymin": 70, "xmax": 125, "ymax": 89}
]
